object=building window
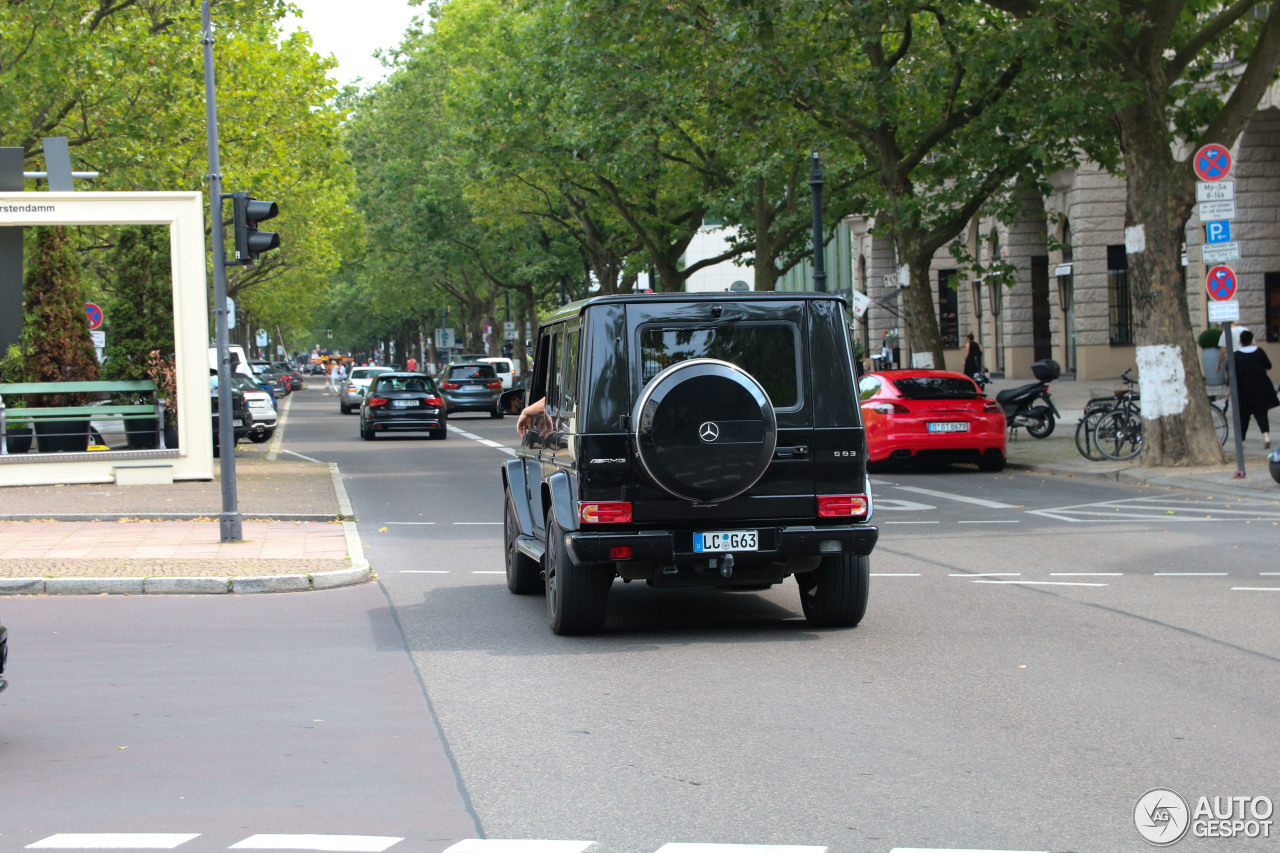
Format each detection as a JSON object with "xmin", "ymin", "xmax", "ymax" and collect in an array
[
  {"xmin": 1107, "ymin": 245, "xmax": 1133, "ymax": 345},
  {"xmin": 939, "ymin": 269, "xmax": 959, "ymax": 349}
]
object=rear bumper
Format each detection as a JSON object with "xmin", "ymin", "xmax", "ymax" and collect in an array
[
  {"xmin": 565, "ymin": 523, "xmax": 878, "ymax": 565},
  {"xmin": 367, "ymin": 415, "xmax": 444, "ymax": 431}
]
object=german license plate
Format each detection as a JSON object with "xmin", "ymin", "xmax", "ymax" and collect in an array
[
  {"xmin": 392, "ymin": 400, "xmax": 417, "ymax": 407},
  {"xmin": 927, "ymin": 422, "xmax": 969, "ymax": 433},
  {"xmin": 694, "ymin": 530, "xmax": 758, "ymax": 553}
]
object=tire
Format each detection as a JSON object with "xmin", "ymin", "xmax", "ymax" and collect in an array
[
  {"xmin": 1025, "ymin": 405, "xmax": 1055, "ymax": 438},
  {"xmin": 505, "ymin": 495, "xmax": 542, "ymax": 595},
  {"xmin": 490, "ymin": 402, "xmax": 505, "ymax": 419},
  {"xmin": 977, "ymin": 451, "xmax": 1006, "ymax": 472},
  {"xmin": 1210, "ymin": 402, "xmax": 1229, "ymax": 447},
  {"xmin": 248, "ymin": 427, "xmax": 273, "ymax": 444},
  {"xmin": 797, "ymin": 553, "xmax": 870, "ymax": 628},
  {"xmin": 1074, "ymin": 403, "xmax": 1113, "ymax": 461},
  {"xmin": 340, "ymin": 402, "xmax": 352, "ymax": 415},
  {"xmin": 361, "ymin": 420, "xmax": 376, "ymax": 441},
  {"xmin": 1095, "ymin": 410, "xmax": 1142, "ymax": 460},
  {"xmin": 544, "ymin": 508, "xmax": 612, "ymax": 635}
]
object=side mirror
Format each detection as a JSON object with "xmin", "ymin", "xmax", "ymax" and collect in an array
[{"xmin": 500, "ymin": 388, "xmax": 526, "ymax": 415}]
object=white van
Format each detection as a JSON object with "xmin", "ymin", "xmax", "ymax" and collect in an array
[
  {"xmin": 477, "ymin": 357, "xmax": 519, "ymax": 390},
  {"xmin": 208, "ymin": 345, "xmax": 257, "ymax": 383}
]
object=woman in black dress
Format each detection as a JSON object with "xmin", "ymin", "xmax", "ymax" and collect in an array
[
  {"xmin": 962, "ymin": 332, "xmax": 983, "ymax": 379},
  {"xmin": 1233, "ymin": 329, "xmax": 1279, "ymax": 448}
]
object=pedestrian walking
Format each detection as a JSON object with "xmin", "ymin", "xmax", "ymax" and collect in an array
[
  {"xmin": 878, "ymin": 330, "xmax": 892, "ymax": 371},
  {"xmin": 1233, "ymin": 330, "xmax": 1278, "ymax": 448},
  {"xmin": 406, "ymin": 356, "xmax": 417, "ymax": 373},
  {"xmin": 331, "ymin": 361, "xmax": 347, "ymax": 396},
  {"xmin": 962, "ymin": 332, "xmax": 983, "ymax": 379}
]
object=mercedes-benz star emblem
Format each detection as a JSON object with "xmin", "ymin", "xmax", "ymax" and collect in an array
[{"xmin": 699, "ymin": 422, "xmax": 720, "ymax": 443}]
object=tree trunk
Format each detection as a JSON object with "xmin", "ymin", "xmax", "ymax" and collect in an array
[
  {"xmin": 900, "ymin": 248, "xmax": 944, "ymax": 369},
  {"xmin": 1118, "ymin": 104, "xmax": 1225, "ymax": 467}
]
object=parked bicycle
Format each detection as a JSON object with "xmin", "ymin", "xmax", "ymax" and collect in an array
[{"xmin": 1077, "ymin": 369, "xmax": 1228, "ymax": 461}]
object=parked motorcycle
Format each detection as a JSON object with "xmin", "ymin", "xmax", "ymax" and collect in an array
[{"xmin": 973, "ymin": 359, "xmax": 1061, "ymax": 438}]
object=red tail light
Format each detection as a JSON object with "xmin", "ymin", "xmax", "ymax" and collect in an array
[
  {"xmin": 609, "ymin": 546, "xmax": 633, "ymax": 560},
  {"xmin": 865, "ymin": 401, "xmax": 910, "ymax": 415},
  {"xmin": 818, "ymin": 494, "xmax": 869, "ymax": 518},
  {"xmin": 441, "ymin": 382, "xmax": 459, "ymax": 390},
  {"xmin": 424, "ymin": 396, "xmax": 443, "ymax": 407},
  {"xmin": 484, "ymin": 380, "xmax": 502, "ymax": 389},
  {"xmin": 983, "ymin": 400, "xmax": 1001, "ymax": 413},
  {"xmin": 367, "ymin": 397, "xmax": 389, "ymax": 407},
  {"xmin": 579, "ymin": 501, "xmax": 632, "ymax": 524}
]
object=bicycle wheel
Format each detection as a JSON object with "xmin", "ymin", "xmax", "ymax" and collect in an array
[
  {"xmin": 1075, "ymin": 404, "xmax": 1113, "ymax": 461},
  {"xmin": 1095, "ymin": 410, "xmax": 1142, "ymax": 461},
  {"xmin": 1210, "ymin": 402, "xmax": 1229, "ymax": 446}
]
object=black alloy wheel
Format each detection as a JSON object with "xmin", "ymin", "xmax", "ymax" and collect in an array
[
  {"xmin": 544, "ymin": 508, "xmax": 612, "ymax": 635},
  {"xmin": 504, "ymin": 496, "xmax": 542, "ymax": 595},
  {"xmin": 796, "ymin": 553, "xmax": 870, "ymax": 628}
]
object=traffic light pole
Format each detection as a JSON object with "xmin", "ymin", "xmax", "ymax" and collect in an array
[{"xmin": 202, "ymin": 1, "xmax": 242, "ymax": 542}]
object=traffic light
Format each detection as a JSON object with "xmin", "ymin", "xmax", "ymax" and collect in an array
[{"xmin": 230, "ymin": 191, "xmax": 280, "ymax": 264}]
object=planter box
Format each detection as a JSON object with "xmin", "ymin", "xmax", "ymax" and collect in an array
[
  {"xmin": 34, "ymin": 420, "xmax": 90, "ymax": 453},
  {"xmin": 4, "ymin": 426, "xmax": 33, "ymax": 455}
]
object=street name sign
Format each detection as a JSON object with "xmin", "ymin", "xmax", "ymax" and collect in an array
[
  {"xmin": 1208, "ymin": 300, "xmax": 1240, "ymax": 322},
  {"xmin": 1202, "ymin": 243, "xmax": 1241, "ymax": 265},
  {"xmin": 1206, "ymin": 265, "xmax": 1238, "ymax": 301},
  {"xmin": 1196, "ymin": 181, "xmax": 1234, "ymax": 202},
  {"xmin": 1193, "ymin": 143, "xmax": 1233, "ymax": 181},
  {"xmin": 1198, "ymin": 199, "xmax": 1236, "ymax": 221}
]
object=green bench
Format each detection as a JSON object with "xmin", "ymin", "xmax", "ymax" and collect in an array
[{"xmin": 0, "ymin": 380, "xmax": 166, "ymax": 455}]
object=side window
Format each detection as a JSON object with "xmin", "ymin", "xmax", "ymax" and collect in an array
[
  {"xmin": 560, "ymin": 326, "xmax": 581, "ymax": 416},
  {"xmin": 858, "ymin": 376, "xmax": 881, "ymax": 402},
  {"xmin": 544, "ymin": 327, "xmax": 561, "ymax": 416}
]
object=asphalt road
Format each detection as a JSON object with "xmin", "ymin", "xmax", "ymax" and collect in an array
[{"xmin": 6, "ymin": 386, "xmax": 1279, "ymax": 853}]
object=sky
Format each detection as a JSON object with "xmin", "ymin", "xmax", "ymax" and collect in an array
[{"xmin": 279, "ymin": 0, "xmax": 426, "ymax": 88}]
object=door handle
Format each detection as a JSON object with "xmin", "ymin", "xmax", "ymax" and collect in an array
[{"xmin": 774, "ymin": 445, "xmax": 809, "ymax": 459}]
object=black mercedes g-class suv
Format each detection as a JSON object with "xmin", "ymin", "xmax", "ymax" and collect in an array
[{"xmin": 501, "ymin": 292, "xmax": 878, "ymax": 635}]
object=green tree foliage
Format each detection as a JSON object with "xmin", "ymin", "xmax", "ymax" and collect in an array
[
  {"xmin": 19, "ymin": 226, "xmax": 101, "ymax": 406},
  {"xmin": 102, "ymin": 226, "xmax": 174, "ymax": 383}
]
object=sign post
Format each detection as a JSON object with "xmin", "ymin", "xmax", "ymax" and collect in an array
[{"xmin": 1204, "ymin": 262, "xmax": 1246, "ymax": 476}]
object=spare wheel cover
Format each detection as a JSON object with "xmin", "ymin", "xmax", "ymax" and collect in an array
[{"xmin": 633, "ymin": 358, "xmax": 777, "ymax": 503}]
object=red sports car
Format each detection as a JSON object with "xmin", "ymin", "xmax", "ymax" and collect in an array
[{"xmin": 858, "ymin": 369, "xmax": 1006, "ymax": 471}]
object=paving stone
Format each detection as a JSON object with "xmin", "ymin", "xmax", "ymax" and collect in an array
[
  {"xmin": 46, "ymin": 577, "xmax": 145, "ymax": 595},
  {"xmin": 144, "ymin": 577, "xmax": 231, "ymax": 595},
  {"xmin": 310, "ymin": 566, "xmax": 371, "ymax": 590},
  {"xmin": 0, "ymin": 578, "xmax": 44, "ymax": 594}
]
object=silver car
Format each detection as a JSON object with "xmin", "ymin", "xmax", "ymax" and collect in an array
[{"xmin": 340, "ymin": 366, "xmax": 394, "ymax": 414}]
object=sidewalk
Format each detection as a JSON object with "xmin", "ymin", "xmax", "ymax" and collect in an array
[
  {"xmin": 1, "ymin": 380, "xmax": 1276, "ymax": 595},
  {"xmin": 0, "ymin": 392, "xmax": 371, "ymax": 595}
]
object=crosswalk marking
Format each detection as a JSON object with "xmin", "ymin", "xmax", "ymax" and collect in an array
[
  {"xmin": 27, "ymin": 836, "xmax": 200, "ymax": 850},
  {"xmin": 443, "ymin": 842, "xmax": 594, "ymax": 853},
  {"xmin": 1029, "ymin": 495, "xmax": 1280, "ymax": 523},
  {"xmin": 890, "ymin": 485, "xmax": 1017, "ymax": 509},
  {"xmin": 229, "ymin": 836, "xmax": 403, "ymax": 852}
]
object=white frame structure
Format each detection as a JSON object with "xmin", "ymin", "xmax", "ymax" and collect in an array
[{"xmin": 0, "ymin": 191, "xmax": 214, "ymax": 485}]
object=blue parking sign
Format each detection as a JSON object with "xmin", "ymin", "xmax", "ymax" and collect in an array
[{"xmin": 1205, "ymin": 220, "xmax": 1231, "ymax": 244}]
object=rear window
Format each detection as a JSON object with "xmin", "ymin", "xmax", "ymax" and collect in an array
[
  {"xmin": 374, "ymin": 375, "xmax": 437, "ymax": 393},
  {"xmin": 891, "ymin": 376, "xmax": 981, "ymax": 399},
  {"xmin": 350, "ymin": 368, "xmax": 390, "ymax": 381},
  {"xmin": 484, "ymin": 360, "xmax": 513, "ymax": 373},
  {"xmin": 448, "ymin": 364, "xmax": 497, "ymax": 380},
  {"xmin": 639, "ymin": 322, "xmax": 800, "ymax": 408}
]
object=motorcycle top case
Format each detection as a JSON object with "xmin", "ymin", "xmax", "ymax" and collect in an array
[{"xmin": 1031, "ymin": 359, "xmax": 1061, "ymax": 382}]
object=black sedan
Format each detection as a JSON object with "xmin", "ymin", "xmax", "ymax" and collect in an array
[
  {"xmin": 439, "ymin": 363, "xmax": 504, "ymax": 418},
  {"xmin": 359, "ymin": 373, "xmax": 447, "ymax": 440}
]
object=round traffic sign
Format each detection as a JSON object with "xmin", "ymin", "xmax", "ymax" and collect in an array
[
  {"xmin": 1194, "ymin": 144, "xmax": 1232, "ymax": 182},
  {"xmin": 1206, "ymin": 265, "xmax": 1237, "ymax": 301},
  {"xmin": 84, "ymin": 303, "xmax": 103, "ymax": 330}
]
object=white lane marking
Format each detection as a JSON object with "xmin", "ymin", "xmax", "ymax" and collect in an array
[
  {"xmin": 655, "ymin": 846, "xmax": 826, "ymax": 853},
  {"xmin": 1052, "ymin": 572, "xmax": 1122, "ymax": 576},
  {"xmin": 892, "ymin": 486, "xmax": 1016, "ymax": 508},
  {"xmin": 449, "ymin": 426, "xmax": 483, "ymax": 440},
  {"xmin": 957, "ymin": 520, "xmax": 1020, "ymax": 524},
  {"xmin": 1261, "ymin": 572, "xmax": 1280, "ymax": 576},
  {"xmin": 480, "ymin": 439, "xmax": 504, "ymax": 448},
  {"xmin": 400, "ymin": 570, "xmax": 448, "ymax": 574},
  {"xmin": 872, "ymin": 573, "xmax": 921, "ymax": 577},
  {"xmin": 266, "ymin": 393, "xmax": 292, "ymax": 461},
  {"xmin": 447, "ymin": 425, "xmax": 520, "ymax": 456},
  {"xmin": 951, "ymin": 573, "xmax": 1020, "ymax": 577},
  {"xmin": 27, "ymin": 836, "xmax": 200, "ymax": 850},
  {"xmin": 873, "ymin": 498, "xmax": 936, "ymax": 511},
  {"xmin": 1153, "ymin": 572, "xmax": 1227, "ymax": 576},
  {"xmin": 891, "ymin": 849, "xmax": 1047, "ymax": 853},
  {"xmin": 283, "ymin": 448, "xmax": 324, "ymax": 464},
  {"xmin": 884, "ymin": 521, "xmax": 940, "ymax": 525},
  {"xmin": 444, "ymin": 842, "xmax": 595, "ymax": 853},
  {"xmin": 1232, "ymin": 587, "xmax": 1280, "ymax": 592},
  {"xmin": 974, "ymin": 580, "xmax": 1107, "ymax": 587},
  {"xmin": 229, "ymin": 837, "xmax": 403, "ymax": 852}
]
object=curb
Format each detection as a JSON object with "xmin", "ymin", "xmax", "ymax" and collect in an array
[{"xmin": 0, "ymin": 565, "xmax": 372, "ymax": 596}]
